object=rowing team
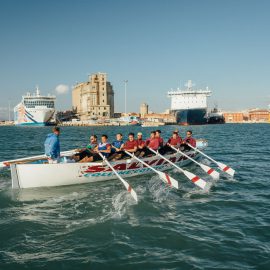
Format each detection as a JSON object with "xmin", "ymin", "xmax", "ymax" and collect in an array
[
  {"xmin": 44, "ymin": 127, "xmax": 196, "ymax": 163},
  {"xmin": 72, "ymin": 129, "xmax": 196, "ymax": 163}
]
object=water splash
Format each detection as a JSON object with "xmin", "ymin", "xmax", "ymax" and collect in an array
[{"xmin": 148, "ymin": 175, "xmax": 172, "ymax": 202}]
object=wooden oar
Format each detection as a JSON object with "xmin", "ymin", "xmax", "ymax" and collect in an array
[
  {"xmin": 124, "ymin": 150, "xmax": 179, "ymax": 189},
  {"xmin": 187, "ymin": 143, "xmax": 235, "ymax": 177},
  {"xmin": 169, "ymin": 145, "xmax": 220, "ymax": 180},
  {"xmin": 98, "ymin": 153, "xmax": 138, "ymax": 202},
  {"xmin": 0, "ymin": 149, "xmax": 77, "ymax": 169},
  {"xmin": 147, "ymin": 147, "xmax": 207, "ymax": 190}
]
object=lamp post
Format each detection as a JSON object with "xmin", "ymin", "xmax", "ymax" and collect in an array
[{"xmin": 124, "ymin": 80, "xmax": 128, "ymax": 114}]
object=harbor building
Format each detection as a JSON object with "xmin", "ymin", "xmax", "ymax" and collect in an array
[
  {"xmin": 72, "ymin": 73, "xmax": 114, "ymax": 120},
  {"xmin": 223, "ymin": 112, "xmax": 245, "ymax": 123},
  {"xmin": 140, "ymin": 102, "xmax": 149, "ymax": 118},
  {"xmin": 223, "ymin": 109, "xmax": 270, "ymax": 123},
  {"xmin": 248, "ymin": 109, "xmax": 269, "ymax": 122}
]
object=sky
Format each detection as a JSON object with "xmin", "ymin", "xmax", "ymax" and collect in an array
[{"xmin": 0, "ymin": 0, "xmax": 270, "ymax": 119}]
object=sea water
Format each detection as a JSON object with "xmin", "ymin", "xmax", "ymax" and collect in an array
[{"xmin": 0, "ymin": 124, "xmax": 269, "ymax": 270}]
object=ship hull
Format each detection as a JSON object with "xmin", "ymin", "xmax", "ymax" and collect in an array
[
  {"xmin": 14, "ymin": 104, "xmax": 55, "ymax": 126},
  {"xmin": 175, "ymin": 109, "xmax": 207, "ymax": 125},
  {"xmin": 207, "ymin": 112, "xmax": 225, "ymax": 124},
  {"xmin": 207, "ymin": 116, "xmax": 225, "ymax": 124}
]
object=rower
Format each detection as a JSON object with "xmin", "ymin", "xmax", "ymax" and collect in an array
[
  {"xmin": 159, "ymin": 131, "xmax": 182, "ymax": 155},
  {"xmin": 109, "ymin": 133, "xmax": 124, "ymax": 160},
  {"xmin": 72, "ymin": 135, "xmax": 98, "ymax": 162},
  {"xmin": 141, "ymin": 131, "xmax": 159, "ymax": 157},
  {"xmin": 80, "ymin": 135, "xmax": 111, "ymax": 162},
  {"xmin": 174, "ymin": 129, "xmax": 181, "ymax": 139},
  {"xmin": 119, "ymin": 132, "xmax": 138, "ymax": 159},
  {"xmin": 168, "ymin": 131, "xmax": 182, "ymax": 147},
  {"xmin": 155, "ymin": 130, "xmax": 164, "ymax": 148},
  {"xmin": 135, "ymin": 132, "xmax": 146, "ymax": 157},
  {"xmin": 44, "ymin": 126, "xmax": 61, "ymax": 164},
  {"xmin": 181, "ymin": 130, "xmax": 196, "ymax": 151},
  {"xmin": 111, "ymin": 133, "xmax": 124, "ymax": 153}
]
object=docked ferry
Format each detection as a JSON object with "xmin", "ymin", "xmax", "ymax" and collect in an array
[
  {"xmin": 14, "ymin": 87, "xmax": 56, "ymax": 126},
  {"xmin": 168, "ymin": 80, "xmax": 211, "ymax": 125}
]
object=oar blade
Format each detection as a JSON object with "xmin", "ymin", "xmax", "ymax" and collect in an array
[
  {"xmin": 187, "ymin": 143, "xmax": 235, "ymax": 177},
  {"xmin": 130, "ymin": 188, "xmax": 138, "ymax": 202},
  {"xmin": 158, "ymin": 172, "xmax": 179, "ymax": 189},
  {"xmin": 183, "ymin": 170, "xmax": 207, "ymax": 190},
  {"xmin": 101, "ymin": 153, "xmax": 138, "ymax": 202},
  {"xmin": 209, "ymin": 169, "xmax": 220, "ymax": 180},
  {"xmin": 200, "ymin": 164, "xmax": 220, "ymax": 180},
  {"xmin": 216, "ymin": 162, "xmax": 235, "ymax": 177},
  {"xmin": 118, "ymin": 178, "xmax": 138, "ymax": 203}
]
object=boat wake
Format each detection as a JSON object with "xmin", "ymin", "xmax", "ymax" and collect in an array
[
  {"xmin": 183, "ymin": 186, "xmax": 211, "ymax": 199},
  {"xmin": 148, "ymin": 175, "xmax": 173, "ymax": 202},
  {"xmin": 111, "ymin": 190, "xmax": 137, "ymax": 219}
]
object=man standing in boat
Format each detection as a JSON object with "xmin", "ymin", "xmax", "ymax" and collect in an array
[{"xmin": 44, "ymin": 127, "xmax": 60, "ymax": 163}]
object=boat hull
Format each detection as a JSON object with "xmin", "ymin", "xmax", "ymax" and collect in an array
[
  {"xmin": 207, "ymin": 113, "xmax": 225, "ymax": 124},
  {"xmin": 11, "ymin": 151, "xmax": 199, "ymax": 189},
  {"xmin": 174, "ymin": 109, "xmax": 207, "ymax": 125}
]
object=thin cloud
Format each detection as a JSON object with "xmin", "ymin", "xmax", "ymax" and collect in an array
[{"xmin": 55, "ymin": 84, "xmax": 69, "ymax": 95}]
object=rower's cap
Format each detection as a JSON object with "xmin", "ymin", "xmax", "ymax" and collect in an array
[
  {"xmin": 174, "ymin": 129, "xmax": 179, "ymax": 133},
  {"xmin": 137, "ymin": 132, "xmax": 143, "ymax": 136}
]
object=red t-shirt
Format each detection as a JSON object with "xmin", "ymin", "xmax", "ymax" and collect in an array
[
  {"xmin": 168, "ymin": 136, "xmax": 182, "ymax": 146},
  {"xmin": 183, "ymin": 137, "xmax": 196, "ymax": 147},
  {"xmin": 123, "ymin": 140, "xmax": 138, "ymax": 150},
  {"xmin": 157, "ymin": 137, "xmax": 164, "ymax": 147},
  {"xmin": 136, "ymin": 139, "xmax": 145, "ymax": 148},
  {"xmin": 146, "ymin": 138, "xmax": 159, "ymax": 150}
]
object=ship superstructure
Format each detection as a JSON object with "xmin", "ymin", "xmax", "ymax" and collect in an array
[
  {"xmin": 168, "ymin": 80, "xmax": 211, "ymax": 125},
  {"xmin": 14, "ymin": 87, "xmax": 56, "ymax": 126}
]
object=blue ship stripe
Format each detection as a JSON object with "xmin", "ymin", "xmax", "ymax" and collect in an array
[
  {"xmin": 15, "ymin": 122, "xmax": 49, "ymax": 126},
  {"xmin": 25, "ymin": 113, "xmax": 38, "ymax": 123},
  {"xmin": 25, "ymin": 109, "xmax": 34, "ymax": 118}
]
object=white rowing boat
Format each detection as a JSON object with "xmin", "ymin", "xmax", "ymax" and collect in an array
[{"xmin": 9, "ymin": 141, "xmax": 208, "ymax": 189}]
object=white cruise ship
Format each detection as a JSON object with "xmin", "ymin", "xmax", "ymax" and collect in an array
[{"xmin": 14, "ymin": 87, "xmax": 56, "ymax": 126}]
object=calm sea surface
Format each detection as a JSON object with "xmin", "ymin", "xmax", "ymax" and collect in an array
[{"xmin": 0, "ymin": 124, "xmax": 269, "ymax": 270}]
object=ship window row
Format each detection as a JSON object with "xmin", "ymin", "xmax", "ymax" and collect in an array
[{"xmin": 24, "ymin": 101, "xmax": 54, "ymax": 108}]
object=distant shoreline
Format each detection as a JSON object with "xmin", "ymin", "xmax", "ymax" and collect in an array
[{"xmin": 1, "ymin": 122, "xmax": 269, "ymax": 127}]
